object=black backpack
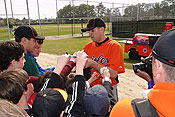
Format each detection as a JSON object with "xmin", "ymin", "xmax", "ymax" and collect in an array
[{"xmin": 131, "ymin": 98, "xmax": 159, "ymax": 117}]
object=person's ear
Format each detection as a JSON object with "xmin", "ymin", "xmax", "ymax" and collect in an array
[
  {"xmin": 10, "ymin": 59, "xmax": 16, "ymax": 67},
  {"xmin": 100, "ymin": 27, "xmax": 105, "ymax": 32},
  {"xmin": 21, "ymin": 37, "xmax": 28, "ymax": 44},
  {"xmin": 153, "ymin": 59, "xmax": 163, "ymax": 83},
  {"xmin": 155, "ymin": 59, "xmax": 162, "ymax": 71}
]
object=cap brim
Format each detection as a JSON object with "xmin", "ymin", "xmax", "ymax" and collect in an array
[
  {"xmin": 53, "ymin": 88, "xmax": 68, "ymax": 102},
  {"xmin": 81, "ymin": 28, "xmax": 89, "ymax": 32},
  {"xmin": 152, "ymin": 51, "xmax": 175, "ymax": 67},
  {"xmin": 81, "ymin": 27, "xmax": 95, "ymax": 32},
  {"xmin": 34, "ymin": 36, "xmax": 45, "ymax": 40}
]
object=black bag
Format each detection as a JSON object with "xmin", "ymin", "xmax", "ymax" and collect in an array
[{"xmin": 131, "ymin": 98, "xmax": 159, "ymax": 117}]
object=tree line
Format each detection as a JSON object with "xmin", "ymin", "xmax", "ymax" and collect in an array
[
  {"xmin": 57, "ymin": 0, "xmax": 175, "ymax": 21},
  {"xmin": 57, "ymin": 3, "xmax": 121, "ymax": 21},
  {"xmin": 124, "ymin": 0, "xmax": 175, "ymax": 20}
]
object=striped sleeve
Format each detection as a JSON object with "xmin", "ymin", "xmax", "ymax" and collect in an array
[{"xmin": 64, "ymin": 75, "xmax": 85, "ymax": 117}]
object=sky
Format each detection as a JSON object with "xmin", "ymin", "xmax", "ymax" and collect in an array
[{"xmin": 0, "ymin": 0, "xmax": 163, "ymax": 19}]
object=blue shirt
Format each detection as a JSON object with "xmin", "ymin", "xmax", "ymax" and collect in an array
[
  {"xmin": 27, "ymin": 52, "xmax": 55, "ymax": 75},
  {"xmin": 148, "ymin": 80, "xmax": 154, "ymax": 89}
]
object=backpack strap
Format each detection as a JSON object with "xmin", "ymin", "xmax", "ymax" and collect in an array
[{"xmin": 131, "ymin": 98, "xmax": 159, "ymax": 117}]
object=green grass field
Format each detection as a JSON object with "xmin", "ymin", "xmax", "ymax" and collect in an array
[
  {"xmin": 0, "ymin": 23, "xmax": 111, "ymax": 40},
  {"xmin": 42, "ymin": 37, "xmax": 91, "ymax": 55},
  {"xmin": 0, "ymin": 24, "xmax": 83, "ymax": 40},
  {"xmin": 33, "ymin": 24, "xmax": 83, "ymax": 36}
]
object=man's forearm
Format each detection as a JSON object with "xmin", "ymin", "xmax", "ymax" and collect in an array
[{"xmin": 90, "ymin": 60, "xmax": 118, "ymax": 79}]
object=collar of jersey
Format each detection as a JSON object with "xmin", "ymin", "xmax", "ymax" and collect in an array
[{"xmin": 95, "ymin": 37, "xmax": 109, "ymax": 47}]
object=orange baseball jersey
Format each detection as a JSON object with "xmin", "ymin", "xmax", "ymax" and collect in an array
[{"xmin": 84, "ymin": 38, "xmax": 125, "ymax": 86}]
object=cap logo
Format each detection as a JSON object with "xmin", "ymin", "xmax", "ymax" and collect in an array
[
  {"xmin": 169, "ymin": 60, "xmax": 174, "ymax": 63},
  {"xmin": 43, "ymin": 94, "xmax": 47, "ymax": 97}
]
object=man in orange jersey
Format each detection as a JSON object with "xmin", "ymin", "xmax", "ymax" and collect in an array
[
  {"xmin": 81, "ymin": 18, "xmax": 125, "ymax": 101},
  {"xmin": 110, "ymin": 29, "xmax": 175, "ymax": 116}
]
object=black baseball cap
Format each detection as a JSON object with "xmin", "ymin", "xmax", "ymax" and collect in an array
[
  {"xmin": 14, "ymin": 25, "xmax": 45, "ymax": 42},
  {"xmin": 152, "ymin": 29, "xmax": 175, "ymax": 67},
  {"xmin": 81, "ymin": 18, "xmax": 106, "ymax": 32},
  {"xmin": 32, "ymin": 88, "xmax": 68, "ymax": 117}
]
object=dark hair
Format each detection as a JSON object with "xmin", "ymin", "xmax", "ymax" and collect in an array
[
  {"xmin": 0, "ymin": 69, "xmax": 28, "ymax": 104},
  {"xmin": 65, "ymin": 73, "xmax": 75, "ymax": 94},
  {"xmin": 35, "ymin": 71, "xmax": 67, "ymax": 93},
  {"xmin": 15, "ymin": 37, "xmax": 22, "ymax": 42},
  {"xmin": 0, "ymin": 41, "xmax": 24, "ymax": 72},
  {"xmin": 15, "ymin": 37, "xmax": 31, "ymax": 43},
  {"xmin": 58, "ymin": 73, "xmax": 67, "ymax": 90},
  {"xmin": 35, "ymin": 70, "xmax": 53, "ymax": 92}
]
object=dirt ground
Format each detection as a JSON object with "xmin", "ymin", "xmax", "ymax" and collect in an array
[{"xmin": 37, "ymin": 52, "xmax": 148, "ymax": 100}]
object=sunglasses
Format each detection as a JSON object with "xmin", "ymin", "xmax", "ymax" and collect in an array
[
  {"xmin": 36, "ymin": 39, "xmax": 44, "ymax": 44},
  {"xmin": 34, "ymin": 38, "xmax": 44, "ymax": 45}
]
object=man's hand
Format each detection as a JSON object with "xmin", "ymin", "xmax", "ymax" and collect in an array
[
  {"xmin": 100, "ymin": 67, "xmax": 110, "ymax": 79},
  {"xmin": 84, "ymin": 58, "xmax": 93, "ymax": 68},
  {"xmin": 87, "ymin": 72, "xmax": 98, "ymax": 84},
  {"xmin": 54, "ymin": 54, "xmax": 70, "ymax": 75},
  {"xmin": 135, "ymin": 69, "xmax": 152, "ymax": 82},
  {"xmin": 70, "ymin": 52, "xmax": 77, "ymax": 63},
  {"xmin": 85, "ymin": 59, "xmax": 118, "ymax": 79},
  {"xmin": 76, "ymin": 50, "xmax": 88, "ymax": 75}
]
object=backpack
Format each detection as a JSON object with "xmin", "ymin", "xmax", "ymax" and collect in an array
[{"xmin": 131, "ymin": 98, "xmax": 159, "ymax": 117}]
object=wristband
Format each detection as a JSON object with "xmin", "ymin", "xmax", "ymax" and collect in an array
[{"xmin": 86, "ymin": 81, "xmax": 90, "ymax": 89}]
